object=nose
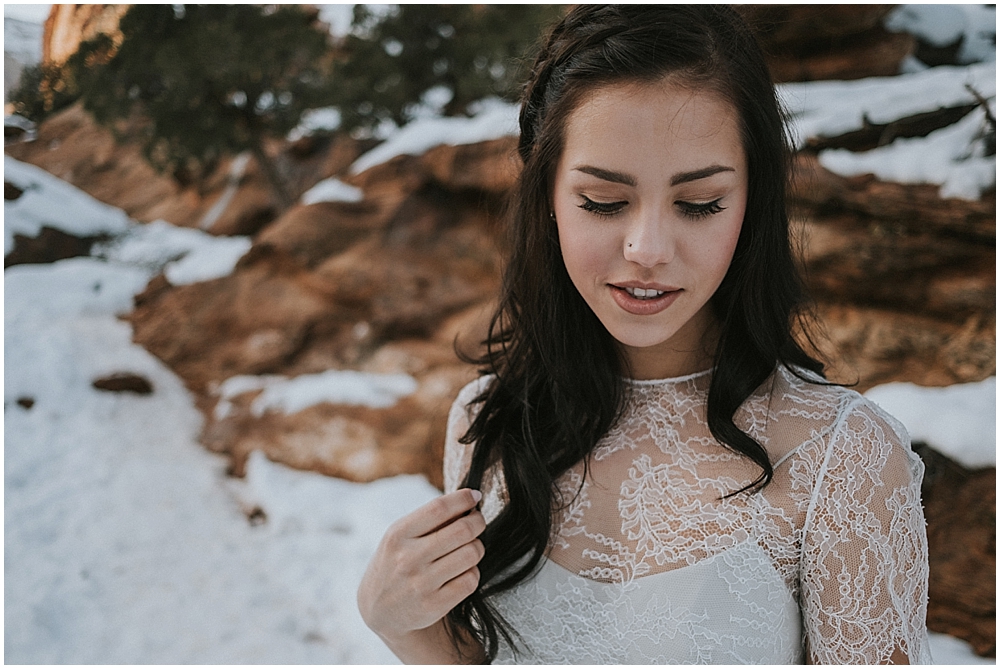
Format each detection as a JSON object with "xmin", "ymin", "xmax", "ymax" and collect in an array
[{"xmin": 623, "ymin": 210, "xmax": 675, "ymax": 267}]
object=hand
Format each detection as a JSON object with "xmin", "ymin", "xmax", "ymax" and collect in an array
[{"xmin": 358, "ymin": 488, "xmax": 486, "ymax": 649}]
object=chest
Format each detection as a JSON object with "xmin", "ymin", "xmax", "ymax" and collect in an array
[{"xmin": 545, "ymin": 405, "xmax": 812, "ymax": 590}]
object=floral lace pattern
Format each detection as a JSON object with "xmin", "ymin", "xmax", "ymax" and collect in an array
[{"xmin": 443, "ymin": 367, "xmax": 931, "ymax": 664}]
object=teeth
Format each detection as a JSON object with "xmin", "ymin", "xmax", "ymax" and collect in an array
[{"xmin": 626, "ymin": 287, "xmax": 665, "ymax": 299}]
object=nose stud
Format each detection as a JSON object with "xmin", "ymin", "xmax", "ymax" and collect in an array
[{"xmin": 627, "ymin": 243, "xmax": 633, "ymax": 248}]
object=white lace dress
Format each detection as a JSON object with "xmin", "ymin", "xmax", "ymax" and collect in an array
[{"xmin": 443, "ymin": 366, "xmax": 932, "ymax": 664}]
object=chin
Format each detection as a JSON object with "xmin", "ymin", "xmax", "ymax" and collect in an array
[{"xmin": 602, "ymin": 321, "xmax": 681, "ymax": 350}]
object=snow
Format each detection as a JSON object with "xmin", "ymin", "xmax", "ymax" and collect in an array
[
  {"xmin": 317, "ymin": 4, "xmax": 357, "ymax": 38},
  {"xmin": 5, "ymin": 255, "xmax": 434, "ymax": 663},
  {"xmin": 251, "ymin": 370, "xmax": 417, "ymax": 415},
  {"xmin": 778, "ymin": 62, "xmax": 996, "ymax": 147},
  {"xmin": 301, "ymin": 177, "xmax": 364, "ymax": 205},
  {"xmin": 4, "ymin": 113, "xmax": 35, "ymax": 131},
  {"xmin": 288, "ymin": 106, "xmax": 343, "ymax": 141},
  {"xmin": 349, "ymin": 97, "xmax": 519, "ymax": 174},
  {"xmin": 3, "ymin": 14, "xmax": 43, "ymax": 64},
  {"xmin": 197, "ymin": 151, "xmax": 251, "ymax": 230},
  {"xmin": 5, "ymin": 156, "xmax": 251, "ymax": 284},
  {"xmin": 403, "ymin": 84, "xmax": 456, "ymax": 120},
  {"xmin": 3, "ymin": 4, "xmax": 52, "ymax": 25},
  {"xmin": 865, "ymin": 377, "xmax": 996, "ymax": 469},
  {"xmin": 94, "ymin": 219, "xmax": 252, "ymax": 286},
  {"xmin": 818, "ymin": 103, "xmax": 995, "ymax": 200},
  {"xmin": 885, "ymin": 5, "xmax": 996, "ymax": 64},
  {"xmin": 928, "ymin": 632, "xmax": 997, "ymax": 665},
  {"xmin": 4, "ymin": 156, "xmax": 132, "ymax": 253},
  {"xmin": 213, "ymin": 369, "xmax": 418, "ymax": 420},
  {"xmin": 898, "ymin": 54, "xmax": 930, "ymax": 75},
  {"xmin": 778, "ymin": 62, "xmax": 996, "ymax": 198}
]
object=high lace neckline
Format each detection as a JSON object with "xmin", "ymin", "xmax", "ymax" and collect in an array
[{"xmin": 624, "ymin": 368, "xmax": 712, "ymax": 386}]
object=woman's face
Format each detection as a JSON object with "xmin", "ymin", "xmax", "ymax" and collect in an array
[{"xmin": 552, "ymin": 79, "xmax": 748, "ymax": 380}]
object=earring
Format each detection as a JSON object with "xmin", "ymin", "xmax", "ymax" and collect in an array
[
  {"xmin": 549, "ymin": 211, "xmax": 556, "ymax": 221},
  {"xmin": 627, "ymin": 243, "xmax": 633, "ymax": 248}
]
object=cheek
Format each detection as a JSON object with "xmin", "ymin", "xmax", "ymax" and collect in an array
[
  {"xmin": 556, "ymin": 218, "xmax": 616, "ymax": 285},
  {"xmin": 717, "ymin": 212, "xmax": 744, "ymax": 266},
  {"xmin": 689, "ymin": 209, "xmax": 745, "ymax": 286}
]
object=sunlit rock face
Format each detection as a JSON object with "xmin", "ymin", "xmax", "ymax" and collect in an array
[
  {"xmin": 43, "ymin": 4, "xmax": 129, "ymax": 67},
  {"xmin": 915, "ymin": 444, "xmax": 996, "ymax": 657},
  {"xmin": 123, "ymin": 138, "xmax": 506, "ymax": 491},
  {"xmin": 738, "ymin": 5, "xmax": 917, "ymax": 82},
  {"xmin": 788, "ymin": 153, "xmax": 995, "ymax": 392}
]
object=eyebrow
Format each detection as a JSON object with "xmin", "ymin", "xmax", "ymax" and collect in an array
[
  {"xmin": 572, "ymin": 164, "xmax": 735, "ymax": 187},
  {"xmin": 670, "ymin": 165, "xmax": 735, "ymax": 186},
  {"xmin": 573, "ymin": 165, "xmax": 636, "ymax": 186}
]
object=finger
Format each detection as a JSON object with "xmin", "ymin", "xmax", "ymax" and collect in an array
[
  {"xmin": 403, "ymin": 488, "xmax": 482, "ymax": 539},
  {"xmin": 428, "ymin": 538, "xmax": 485, "ymax": 588},
  {"xmin": 430, "ymin": 565, "xmax": 481, "ymax": 613},
  {"xmin": 426, "ymin": 509, "xmax": 486, "ymax": 558}
]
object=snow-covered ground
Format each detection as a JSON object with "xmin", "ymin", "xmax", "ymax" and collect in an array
[
  {"xmin": 4, "ymin": 158, "xmax": 446, "ymax": 663},
  {"xmin": 866, "ymin": 377, "xmax": 996, "ymax": 469},
  {"xmin": 4, "ymin": 155, "xmax": 995, "ymax": 663},
  {"xmin": 4, "ymin": 258, "xmax": 433, "ymax": 663}
]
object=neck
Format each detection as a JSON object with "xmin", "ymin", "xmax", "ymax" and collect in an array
[{"xmin": 622, "ymin": 307, "xmax": 719, "ymax": 380}]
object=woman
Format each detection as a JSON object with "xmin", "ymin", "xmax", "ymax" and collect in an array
[{"xmin": 358, "ymin": 5, "xmax": 931, "ymax": 664}]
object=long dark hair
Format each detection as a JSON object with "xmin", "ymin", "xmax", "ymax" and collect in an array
[{"xmin": 448, "ymin": 5, "xmax": 825, "ymax": 661}]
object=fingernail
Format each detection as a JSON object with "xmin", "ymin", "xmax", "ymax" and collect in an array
[{"xmin": 470, "ymin": 489, "xmax": 483, "ymax": 503}]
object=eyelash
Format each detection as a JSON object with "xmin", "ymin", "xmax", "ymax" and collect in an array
[
  {"xmin": 678, "ymin": 198, "xmax": 726, "ymax": 219},
  {"xmin": 579, "ymin": 196, "xmax": 627, "ymax": 217},
  {"xmin": 578, "ymin": 196, "xmax": 727, "ymax": 219}
]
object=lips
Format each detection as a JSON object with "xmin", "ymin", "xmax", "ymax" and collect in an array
[{"xmin": 609, "ymin": 282, "xmax": 682, "ymax": 315}]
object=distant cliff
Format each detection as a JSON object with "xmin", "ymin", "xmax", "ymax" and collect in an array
[{"xmin": 42, "ymin": 4, "xmax": 128, "ymax": 66}]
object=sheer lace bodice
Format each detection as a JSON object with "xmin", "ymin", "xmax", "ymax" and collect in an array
[{"xmin": 443, "ymin": 366, "xmax": 931, "ymax": 664}]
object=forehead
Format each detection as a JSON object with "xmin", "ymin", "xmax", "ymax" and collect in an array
[{"xmin": 561, "ymin": 79, "xmax": 744, "ymax": 169}]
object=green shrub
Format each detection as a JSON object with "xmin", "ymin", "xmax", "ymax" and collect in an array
[{"xmin": 330, "ymin": 5, "xmax": 564, "ymax": 134}]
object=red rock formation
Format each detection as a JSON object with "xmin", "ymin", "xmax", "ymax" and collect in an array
[
  {"xmin": 43, "ymin": 5, "xmax": 129, "ymax": 67},
  {"xmin": 738, "ymin": 5, "xmax": 915, "ymax": 82},
  {"xmin": 4, "ymin": 103, "xmax": 369, "ymax": 232},
  {"xmin": 119, "ymin": 140, "xmax": 506, "ymax": 491},
  {"xmin": 916, "ymin": 444, "xmax": 996, "ymax": 656},
  {"xmin": 788, "ymin": 153, "xmax": 995, "ymax": 391}
]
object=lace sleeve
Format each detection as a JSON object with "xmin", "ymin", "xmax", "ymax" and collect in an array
[
  {"xmin": 443, "ymin": 376, "xmax": 490, "ymax": 494},
  {"xmin": 799, "ymin": 398, "xmax": 932, "ymax": 664}
]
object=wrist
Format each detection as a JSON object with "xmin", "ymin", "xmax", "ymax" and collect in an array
[{"xmin": 379, "ymin": 619, "xmax": 484, "ymax": 665}]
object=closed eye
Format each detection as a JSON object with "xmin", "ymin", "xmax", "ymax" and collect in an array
[
  {"xmin": 579, "ymin": 195, "xmax": 628, "ymax": 217},
  {"xmin": 677, "ymin": 198, "xmax": 725, "ymax": 219}
]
